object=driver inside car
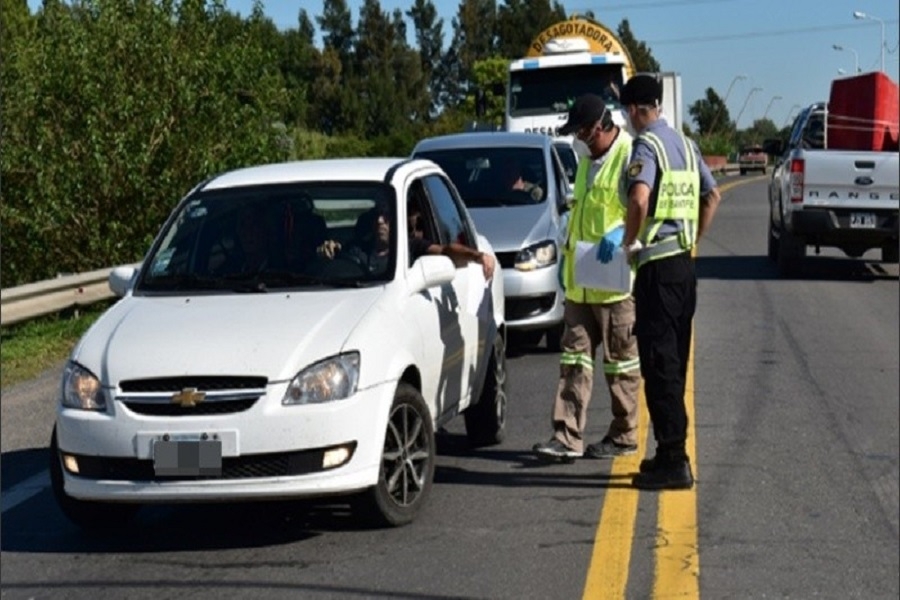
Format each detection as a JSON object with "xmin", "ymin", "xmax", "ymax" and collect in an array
[{"xmin": 497, "ymin": 158, "xmax": 544, "ymax": 202}]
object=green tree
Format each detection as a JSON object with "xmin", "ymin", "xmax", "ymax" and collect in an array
[
  {"xmin": 407, "ymin": 0, "xmax": 445, "ymax": 117},
  {"xmin": 0, "ymin": 0, "xmax": 286, "ymax": 286},
  {"xmin": 444, "ymin": 0, "xmax": 497, "ymax": 107},
  {"xmin": 689, "ymin": 87, "xmax": 732, "ymax": 136},
  {"xmin": 494, "ymin": 0, "xmax": 566, "ymax": 59}
]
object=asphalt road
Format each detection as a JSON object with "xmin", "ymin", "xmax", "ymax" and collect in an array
[{"xmin": 1, "ymin": 175, "xmax": 898, "ymax": 599}]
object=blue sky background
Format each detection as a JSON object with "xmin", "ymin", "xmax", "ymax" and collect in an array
[{"xmin": 27, "ymin": 0, "xmax": 900, "ymax": 130}]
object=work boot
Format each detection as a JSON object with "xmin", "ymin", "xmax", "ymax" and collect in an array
[
  {"xmin": 533, "ymin": 438, "xmax": 581, "ymax": 463},
  {"xmin": 584, "ymin": 436, "xmax": 637, "ymax": 459},
  {"xmin": 632, "ymin": 459, "xmax": 694, "ymax": 490},
  {"xmin": 638, "ymin": 455, "xmax": 658, "ymax": 473}
]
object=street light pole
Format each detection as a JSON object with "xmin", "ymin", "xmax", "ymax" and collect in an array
[
  {"xmin": 734, "ymin": 87, "xmax": 762, "ymax": 129},
  {"xmin": 832, "ymin": 44, "xmax": 860, "ymax": 73},
  {"xmin": 782, "ymin": 104, "xmax": 801, "ymax": 128},
  {"xmin": 853, "ymin": 10, "xmax": 885, "ymax": 72},
  {"xmin": 708, "ymin": 74, "xmax": 747, "ymax": 134},
  {"xmin": 762, "ymin": 95, "xmax": 783, "ymax": 122}
]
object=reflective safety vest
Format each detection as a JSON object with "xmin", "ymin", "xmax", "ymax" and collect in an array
[
  {"xmin": 562, "ymin": 131, "xmax": 633, "ymax": 304},
  {"xmin": 634, "ymin": 131, "xmax": 701, "ymax": 268}
]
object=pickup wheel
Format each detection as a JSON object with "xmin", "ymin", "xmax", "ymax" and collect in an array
[
  {"xmin": 882, "ymin": 242, "xmax": 899, "ymax": 263},
  {"xmin": 777, "ymin": 229, "xmax": 806, "ymax": 276}
]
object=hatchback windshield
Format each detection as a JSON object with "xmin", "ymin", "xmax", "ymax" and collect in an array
[
  {"xmin": 415, "ymin": 147, "xmax": 547, "ymax": 208},
  {"xmin": 138, "ymin": 182, "xmax": 397, "ymax": 293}
]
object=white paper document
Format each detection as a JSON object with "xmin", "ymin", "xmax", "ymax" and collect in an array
[{"xmin": 573, "ymin": 241, "xmax": 632, "ymax": 293}]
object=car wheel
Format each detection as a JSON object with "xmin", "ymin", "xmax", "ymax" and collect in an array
[
  {"xmin": 882, "ymin": 242, "xmax": 899, "ymax": 263},
  {"xmin": 739, "ymin": 168, "xmax": 746, "ymax": 176},
  {"xmin": 777, "ymin": 229, "xmax": 806, "ymax": 276},
  {"xmin": 464, "ymin": 332, "xmax": 508, "ymax": 447},
  {"xmin": 49, "ymin": 427, "xmax": 139, "ymax": 530},
  {"xmin": 767, "ymin": 219, "xmax": 779, "ymax": 261},
  {"xmin": 354, "ymin": 384, "xmax": 435, "ymax": 527}
]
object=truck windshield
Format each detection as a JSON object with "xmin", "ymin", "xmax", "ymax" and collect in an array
[{"xmin": 508, "ymin": 63, "xmax": 624, "ymax": 117}]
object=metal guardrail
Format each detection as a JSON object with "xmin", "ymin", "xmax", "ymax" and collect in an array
[{"xmin": 0, "ymin": 266, "xmax": 128, "ymax": 327}]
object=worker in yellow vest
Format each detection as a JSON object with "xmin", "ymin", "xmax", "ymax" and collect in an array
[{"xmin": 533, "ymin": 94, "xmax": 642, "ymax": 462}]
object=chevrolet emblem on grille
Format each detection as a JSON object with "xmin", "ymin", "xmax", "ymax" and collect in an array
[{"xmin": 171, "ymin": 387, "xmax": 205, "ymax": 407}]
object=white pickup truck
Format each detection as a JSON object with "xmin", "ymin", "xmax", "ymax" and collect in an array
[{"xmin": 765, "ymin": 102, "xmax": 899, "ymax": 275}]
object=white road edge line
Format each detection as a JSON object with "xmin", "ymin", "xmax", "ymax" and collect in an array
[{"xmin": 1, "ymin": 470, "xmax": 50, "ymax": 514}]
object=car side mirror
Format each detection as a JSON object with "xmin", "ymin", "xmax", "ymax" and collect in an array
[
  {"xmin": 407, "ymin": 255, "xmax": 456, "ymax": 295},
  {"xmin": 109, "ymin": 265, "xmax": 139, "ymax": 297}
]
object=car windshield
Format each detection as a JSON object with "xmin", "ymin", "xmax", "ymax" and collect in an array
[
  {"xmin": 508, "ymin": 63, "xmax": 624, "ymax": 116},
  {"xmin": 137, "ymin": 182, "xmax": 397, "ymax": 293},
  {"xmin": 415, "ymin": 147, "xmax": 547, "ymax": 208}
]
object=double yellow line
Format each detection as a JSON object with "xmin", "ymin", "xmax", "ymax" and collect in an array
[
  {"xmin": 582, "ymin": 177, "xmax": 749, "ymax": 598},
  {"xmin": 582, "ymin": 337, "xmax": 699, "ymax": 599}
]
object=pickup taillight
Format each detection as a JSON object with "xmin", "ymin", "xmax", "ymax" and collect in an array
[{"xmin": 789, "ymin": 159, "xmax": 804, "ymax": 203}]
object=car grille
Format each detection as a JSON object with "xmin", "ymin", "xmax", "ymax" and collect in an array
[
  {"xmin": 506, "ymin": 293, "xmax": 556, "ymax": 321},
  {"xmin": 68, "ymin": 443, "xmax": 357, "ymax": 481},
  {"xmin": 120, "ymin": 376, "xmax": 267, "ymax": 392},
  {"xmin": 118, "ymin": 376, "xmax": 268, "ymax": 416},
  {"xmin": 122, "ymin": 398, "xmax": 258, "ymax": 416}
]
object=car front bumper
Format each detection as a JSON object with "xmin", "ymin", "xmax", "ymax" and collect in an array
[
  {"xmin": 500, "ymin": 264, "xmax": 564, "ymax": 331},
  {"xmin": 55, "ymin": 380, "xmax": 395, "ymax": 502}
]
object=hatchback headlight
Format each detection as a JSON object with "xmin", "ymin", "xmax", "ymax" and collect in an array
[
  {"xmin": 61, "ymin": 362, "xmax": 106, "ymax": 410},
  {"xmin": 514, "ymin": 240, "xmax": 557, "ymax": 271},
  {"xmin": 282, "ymin": 352, "xmax": 360, "ymax": 405}
]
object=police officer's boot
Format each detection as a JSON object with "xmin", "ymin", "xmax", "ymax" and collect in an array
[{"xmin": 632, "ymin": 445, "xmax": 693, "ymax": 490}]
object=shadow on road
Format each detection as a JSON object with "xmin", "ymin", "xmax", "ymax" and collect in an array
[{"xmin": 696, "ymin": 254, "xmax": 898, "ymax": 282}]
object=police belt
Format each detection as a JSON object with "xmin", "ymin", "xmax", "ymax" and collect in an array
[{"xmin": 635, "ymin": 235, "xmax": 689, "ymax": 264}]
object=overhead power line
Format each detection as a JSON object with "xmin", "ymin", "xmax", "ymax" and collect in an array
[{"xmin": 647, "ymin": 20, "xmax": 900, "ymax": 46}]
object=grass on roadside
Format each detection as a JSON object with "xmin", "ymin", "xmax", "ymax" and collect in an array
[{"xmin": 0, "ymin": 302, "xmax": 114, "ymax": 390}]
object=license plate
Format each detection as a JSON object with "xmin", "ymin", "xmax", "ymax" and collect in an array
[
  {"xmin": 850, "ymin": 212, "xmax": 876, "ymax": 228},
  {"xmin": 153, "ymin": 439, "xmax": 222, "ymax": 476}
]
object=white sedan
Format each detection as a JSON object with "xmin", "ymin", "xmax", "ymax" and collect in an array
[{"xmin": 51, "ymin": 157, "xmax": 507, "ymax": 529}]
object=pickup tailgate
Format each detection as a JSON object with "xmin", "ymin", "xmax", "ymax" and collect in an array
[{"xmin": 802, "ymin": 151, "xmax": 900, "ymax": 210}]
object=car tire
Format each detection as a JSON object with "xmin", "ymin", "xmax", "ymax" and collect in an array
[
  {"xmin": 544, "ymin": 323, "xmax": 564, "ymax": 352},
  {"xmin": 882, "ymin": 242, "xmax": 899, "ymax": 263},
  {"xmin": 777, "ymin": 229, "xmax": 806, "ymax": 276},
  {"xmin": 49, "ymin": 427, "xmax": 139, "ymax": 530},
  {"xmin": 353, "ymin": 384, "xmax": 435, "ymax": 527},
  {"xmin": 464, "ymin": 333, "xmax": 508, "ymax": 448},
  {"xmin": 767, "ymin": 219, "xmax": 779, "ymax": 261},
  {"xmin": 739, "ymin": 168, "xmax": 746, "ymax": 176}
]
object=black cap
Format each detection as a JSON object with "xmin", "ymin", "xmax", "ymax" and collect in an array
[
  {"xmin": 559, "ymin": 94, "xmax": 608, "ymax": 136},
  {"xmin": 620, "ymin": 74, "xmax": 663, "ymax": 106}
]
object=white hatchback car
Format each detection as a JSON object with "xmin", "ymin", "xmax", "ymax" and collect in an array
[{"xmin": 50, "ymin": 158, "xmax": 506, "ymax": 529}]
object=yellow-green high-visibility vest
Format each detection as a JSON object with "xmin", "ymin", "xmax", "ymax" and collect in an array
[
  {"xmin": 634, "ymin": 131, "xmax": 701, "ymax": 267},
  {"xmin": 562, "ymin": 132, "xmax": 633, "ymax": 304}
]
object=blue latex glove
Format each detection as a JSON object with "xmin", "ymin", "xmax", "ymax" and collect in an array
[{"xmin": 596, "ymin": 226, "xmax": 624, "ymax": 264}]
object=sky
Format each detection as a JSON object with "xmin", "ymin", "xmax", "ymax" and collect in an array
[{"xmin": 27, "ymin": 0, "xmax": 900, "ymax": 130}]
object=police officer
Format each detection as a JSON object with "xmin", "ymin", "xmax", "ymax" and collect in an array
[
  {"xmin": 602, "ymin": 74, "xmax": 721, "ymax": 489},
  {"xmin": 533, "ymin": 94, "xmax": 642, "ymax": 462}
]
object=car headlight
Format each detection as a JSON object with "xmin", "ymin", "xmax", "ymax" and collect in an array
[
  {"xmin": 514, "ymin": 240, "xmax": 557, "ymax": 271},
  {"xmin": 61, "ymin": 362, "xmax": 106, "ymax": 410},
  {"xmin": 282, "ymin": 352, "xmax": 360, "ymax": 405}
]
